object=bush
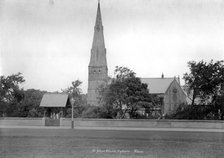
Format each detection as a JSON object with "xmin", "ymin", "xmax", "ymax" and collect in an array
[
  {"xmin": 81, "ymin": 105, "xmax": 113, "ymax": 118},
  {"xmin": 166, "ymin": 104, "xmax": 220, "ymax": 120},
  {"xmin": 81, "ymin": 106, "xmax": 101, "ymax": 118}
]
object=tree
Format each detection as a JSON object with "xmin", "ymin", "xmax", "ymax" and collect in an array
[
  {"xmin": 180, "ymin": 60, "xmax": 224, "ymax": 120},
  {"xmin": 184, "ymin": 60, "xmax": 224, "ymax": 105},
  {"xmin": 0, "ymin": 73, "xmax": 25, "ymax": 116},
  {"xmin": 62, "ymin": 80, "xmax": 87, "ymax": 118},
  {"xmin": 99, "ymin": 66, "xmax": 152, "ymax": 119},
  {"xmin": 20, "ymin": 89, "xmax": 46, "ymax": 117},
  {"xmin": 0, "ymin": 73, "xmax": 25, "ymax": 103}
]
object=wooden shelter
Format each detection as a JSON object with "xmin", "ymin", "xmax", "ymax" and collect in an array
[{"xmin": 40, "ymin": 93, "xmax": 70, "ymax": 123}]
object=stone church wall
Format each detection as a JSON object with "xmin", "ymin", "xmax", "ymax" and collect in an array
[{"xmin": 164, "ymin": 80, "xmax": 187, "ymax": 115}]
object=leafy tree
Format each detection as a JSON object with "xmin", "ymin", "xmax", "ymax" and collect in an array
[
  {"xmin": 184, "ymin": 60, "xmax": 224, "ymax": 105},
  {"xmin": 0, "ymin": 73, "xmax": 25, "ymax": 102},
  {"xmin": 99, "ymin": 66, "xmax": 152, "ymax": 119},
  {"xmin": 0, "ymin": 73, "xmax": 25, "ymax": 116},
  {"xmin": 63, "ymin": 80, "xmax": 82, "ymax": 99},
  {"xmin": 114, "ymin": 66, "xmax": 135, "ymax": 80},
  {"xmin": 171, "ymin": 60, "xmax": 224, "ymax": 120},
  {"xmin": 20, "ymin": 89, "xmax": 46, "ymax": 117},
  {"xmin": 62, "ymin": 80, "xmax": 87, "ymax": 118}
]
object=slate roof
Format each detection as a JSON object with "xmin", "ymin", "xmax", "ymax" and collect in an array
[
  {"xmin": 141, "ymin": 78, "xmax": 175, "ymax": 94},
  {"xmin": 40, "ymin": 93, "xmax": 69, "ymax": 107}
]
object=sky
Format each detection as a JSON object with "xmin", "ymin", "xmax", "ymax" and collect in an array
[{"xmin": 1, "ymin": 0, "xmax": 224, "ymax": 94}]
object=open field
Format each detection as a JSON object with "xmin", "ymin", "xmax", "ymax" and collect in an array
[{"xmin": 0, "ymin": 128, "xmax": 224, "ymax": 158}]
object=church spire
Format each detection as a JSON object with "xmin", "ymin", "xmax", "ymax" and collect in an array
[
  {"xmin": 95, "ymin": 0, "xmax": 102, "ymax": 28},
  {"xmin": 87, "ymin": 1, "xmax": 108, "ymax": 106},
  {"xmin": 89, "ymin": 0, "xmax": 107, "ymax": 67}
]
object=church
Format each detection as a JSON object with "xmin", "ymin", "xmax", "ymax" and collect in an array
[
  {"xmin": 87, "ymin": 1, "xmax": 187, "ymax": 115},
  {"xmin": 87, "ymin": 1, "xmax": 108, "ymax": 106}
]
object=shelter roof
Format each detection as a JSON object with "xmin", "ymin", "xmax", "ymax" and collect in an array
[{"xmin": 40, "ymin": 93, "xmax": 69, "ymax": 107}]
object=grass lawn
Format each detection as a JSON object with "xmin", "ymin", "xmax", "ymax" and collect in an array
[{"xmin": 0, "ymin": 128, "xmax": 224, "ymax": 158}]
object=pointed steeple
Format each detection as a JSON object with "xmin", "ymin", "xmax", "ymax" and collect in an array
[
  {"xmin": 95, "ymin": 1, "xmax": 102, "ymax": 28},
  {"xmin": 89, "ymin": 0, "xmax": 107, "ymax": 67},
  {"xmin": 87, "ymin": 1, "xmax": 108, "ymax": 106}
]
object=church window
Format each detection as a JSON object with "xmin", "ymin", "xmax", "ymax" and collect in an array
[{"xmin": 173, "ymin": 88, "xmax": 177, "ymax": 93}]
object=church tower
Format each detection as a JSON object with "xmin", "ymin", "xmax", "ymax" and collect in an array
[{"xmin": 87, "ymin": 1, "xmax": 108, "ymax": 106}]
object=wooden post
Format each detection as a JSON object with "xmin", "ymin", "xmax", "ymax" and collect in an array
[{"xmin": 70, "ymin": 98, "xmax": 75, "ymax": 129}]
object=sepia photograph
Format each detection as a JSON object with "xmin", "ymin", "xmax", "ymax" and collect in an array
[{"xmin": 0, "ymin": 0, "xmax": 224, "ymax": 157}]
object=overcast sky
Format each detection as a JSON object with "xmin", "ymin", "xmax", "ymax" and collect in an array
[{"xmin": 1, "ymin": 0, "xmax": 224, "ymax": 93}]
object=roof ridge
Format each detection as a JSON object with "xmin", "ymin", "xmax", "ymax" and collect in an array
[
  {"xmin": 141, "ymin": 77, "xmax": 174, "ymax": 79},
  {"xmin": 45, "ymin": 93, "xmax": 68, "ymax": 95}
]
